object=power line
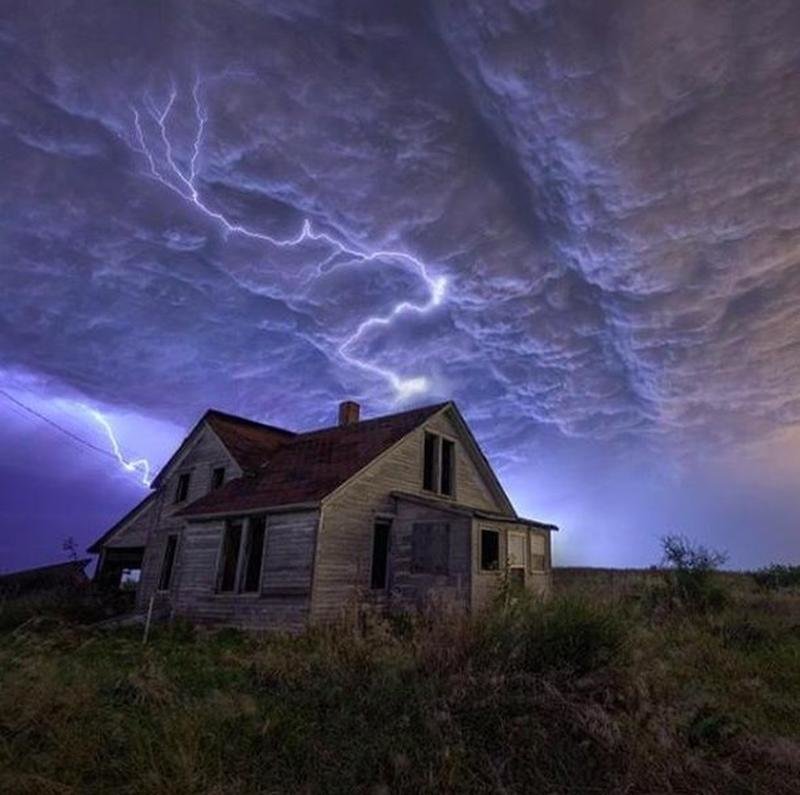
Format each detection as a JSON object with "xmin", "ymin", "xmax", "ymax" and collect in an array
[{"xmin": 0, "ymin": 389, "xmax": 118, "ymax": 462}]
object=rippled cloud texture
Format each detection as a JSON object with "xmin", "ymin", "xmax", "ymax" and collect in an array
[{"xmin": 2, "ymin": 1, "xmax": 800, "ymax": 570}]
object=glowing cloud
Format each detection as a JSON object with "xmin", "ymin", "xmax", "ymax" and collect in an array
[{"xmin": 129, "ymin": 78, "xmax": 447, "ymax": 401}]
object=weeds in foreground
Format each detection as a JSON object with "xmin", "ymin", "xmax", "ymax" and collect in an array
[{"xmin": 2, "ymin": 586, "xmax": 800, "ymax": 794}]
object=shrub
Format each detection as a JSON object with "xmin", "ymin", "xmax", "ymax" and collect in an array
[
  {"xmin": 661, "ymin": 534, "xmax": 728, "ymax": 613},
  {"xmin": 752, "ymin": 564, "xmax": 800, "ymax": 591},
  {"xmin": 474, "ymin": 595, "xmax": 630, "ymax": 676},
  {"xmin": 0, "ymin": 585, "xmax": 130, "ymax": 633}
]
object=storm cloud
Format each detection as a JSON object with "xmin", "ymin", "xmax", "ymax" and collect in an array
[{"xmin": 2, "ymin": 1, "xmax": 800, "ymax": 570}]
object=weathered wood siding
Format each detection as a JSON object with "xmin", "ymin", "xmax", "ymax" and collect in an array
[
  {"xmin": 424, "ymin": 411, "xmax": 501, "ymax": 512},
  {"xmin": 388, "ymin": 499, "xmax": 470, "ymax": 612},
  {"xmin": 470, "ymin": 518, "xmax": 552, "ymax": 611},
  {"xmin": 311, "ymin": 407, "xmax": 508, "ymax": 622},
  {"xmin": 135, "ymin": 424, "xmax": 241, "ymax": 612},
  {"xmin": 104, "ymin": 499, "xmax": 155, "ymax": 549},
  {"xmin": 171, "ymin": 510, "xmax": 318, "ymax": 631}
]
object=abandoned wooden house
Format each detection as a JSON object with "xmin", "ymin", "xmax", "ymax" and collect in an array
[{"xmin": 89, "ymin": 401, "xmax": 556, "ymax": 630}]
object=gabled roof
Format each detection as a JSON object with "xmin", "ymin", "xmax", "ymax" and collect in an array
[
  {"xmin": 87, "ymin": 492, "xmax": 156, "ymax": 554},
  {"xmin": 179, "ymin": 403, "xmax": 449, "ymax": 518},
  {"xmin": 151, "ymin": 409, "xmax": 294, "ymax": 489},
  {"xmin": 204, "ymin": 410, "xmax": 295, "ymax": 472}
]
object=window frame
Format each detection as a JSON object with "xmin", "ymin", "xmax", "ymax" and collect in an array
[
  {"xmin": 411, "ymin": 521, "xmax": 450, "ymax": 575},
  {"xmin": 421, "ymin": 430, "xmax": 457, "ymax": 499},
  {"xmin": 157, "ymin": 534, "xmax": 179, "ymax": 592},
  {"xmin": 369, "ymin": 519, "xmax": 392, "ymax": 590},
  {"xmin": 210, "ymin": 466, "xmax": 226, "ymax": 492},
  {"xmin": 507, "ymin": 531, "xmax": 527, "ymax": 573},
  {"xmin": 215, "ymin": 516, "xmax": 268, "ymax": 596},
  {"xmin": 174, "ymin": 471, "xmax": 192, "ymax": 503},
  {"xmin": 530, "ymin": 531, "xmax": 547, "ymax": 572},
  {"xmin": 241, "ymin": 516, "xmax": 266, "ymax": 593},
  {"xmin": 479, "ymin": 527, "xmax": 501, "ymax": 572}
]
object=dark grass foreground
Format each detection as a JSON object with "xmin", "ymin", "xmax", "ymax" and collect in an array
[{"xmin": 2, "ymin": 582, "xmax": 800, "ymax": 793}]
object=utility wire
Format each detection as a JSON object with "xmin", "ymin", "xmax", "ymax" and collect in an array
[{"xmin": 0, "ymin": 388, "xmax": 117, "ymax": 461}]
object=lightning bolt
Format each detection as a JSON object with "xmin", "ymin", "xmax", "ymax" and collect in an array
[
  {"xmin": 129, "ymin": 78, "xmax": 447, "ymax": 400},
  {"xmin": 84, "ymin": 407, "xmax": 152, "ymax": 486}
]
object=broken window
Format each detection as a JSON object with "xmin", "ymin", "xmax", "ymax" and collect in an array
[
  {"xmin": 218, "ymin": 517, "xmax": 267, "ymax": 593},
  {"xmin": 440, "ymin": 439, "xmax": 454, "ymax": 496},
  {"xmin": 174, "ymin": 472, "xmax": 191, "ymax": 503},
  {"xmin": 370, "ymin": 519, "xmax": 391, "ymax": 590},
  {"xmin": 480, "ymin": 528, "xmax": 500, "ymax": 571},
  {"xmin": 218, "ymin": 520, "xmax": 243, "ymax": 592},
  {"xmin": 241, "ymin": 516, "xmax": 266, "ymax": 592},
  {"xmin": 423, "ymin": 432, "xmax": 439, "ymax": 492},
  {"xmin": 211, "ymin": 466, "xmax": 225, "ymax": 491},
  {"xmin": 158, "ymin": 535, "xmax": 178, "ymax": 591},
  {"xmin": 412, "ymin": 522, "xmax": 450, "ymax": 574},
  {"xmin": 423, "ymin": 432, "xmax": 456, "ymax": 497}
]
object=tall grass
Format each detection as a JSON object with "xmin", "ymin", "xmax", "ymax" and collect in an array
[{"xmin": 1, "ymin": 585, "xmax": 800, "ymax": 793}]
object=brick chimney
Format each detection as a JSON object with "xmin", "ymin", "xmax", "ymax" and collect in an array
[{"xmin": 338, "ymin": 400, "xmax": 360, "ymax": 426}]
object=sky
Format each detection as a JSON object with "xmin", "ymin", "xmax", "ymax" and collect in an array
[{"xmin": 2, "ymin": 0, "xmax": 800, "ymax": 573}]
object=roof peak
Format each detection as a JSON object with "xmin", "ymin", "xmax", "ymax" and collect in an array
[
  {"xmin": 296, "ymin": 401, "xmax": 451, "ymax": 439},
  {"xmin": 204, "ymin": 408, "xmax": 296, "ymax": 436}
]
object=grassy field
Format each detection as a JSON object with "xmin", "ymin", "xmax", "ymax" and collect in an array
[{"xmin": 1, "ymin": 573, "xmax": 800, "ymax": 793}]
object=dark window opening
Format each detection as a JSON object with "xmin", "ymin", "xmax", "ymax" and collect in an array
[
  {"xmin": 370, "ymin": 520, "xmax": 391, "ymax": 590},
  {"xmin": 120, "ymin": 568, "xmax": 141, "ymax": 590},
  {"xmin": 175, "ymin": 472, "xmax": 191, "ymax": 503},
  {"xmin": 211, "ymin": 467, "xmax": 226, "ymax": 491},
  {"xmin": 158, "ymin": 535, "xmax": 178, "ymax": 591},
  {"xmin": 481, "ymin": 529, "xmax": 500, "ymax": 571},
  {"xmin": 440, "ymin": 439, "xmax": 454, "ymax": 496},
  {"xmin": 242, "ymin": 516, "xmax": 266, "ymax": 592},
  {"xmin": 412, "ymin": 522, "xmax": 450, "ymax": 574},
  {"xmin": 423, "ymin": 432, "xmax": 439, "ymax": 492},
  {"xmin": 219, "ymin": 520, "xmax": 243, "ymax": 592}
]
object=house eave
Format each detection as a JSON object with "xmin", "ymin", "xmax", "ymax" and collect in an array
[
  {"xmin": 390, "ymin": 490, "xmax": 557, "ymax": 530},
  {"xmin": 181, "ymin": 500, "xmax": 321, "ymax": 522}
]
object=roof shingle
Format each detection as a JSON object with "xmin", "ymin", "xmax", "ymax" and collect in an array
[{"xmin": 179, "ymin": 402, "xmax": 448, "ymax": 517}]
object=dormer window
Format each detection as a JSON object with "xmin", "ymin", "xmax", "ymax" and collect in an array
[
  {"xmin": 423, "ymin": 432, "xmax": 455, "ymax": 497},
  {"xmin": 174, "ymin": 472, "xmax": 191, "ymax": 503},
  {"xmin": 211, "ymin": 466, "xmax": 225, "ymax": 491}
]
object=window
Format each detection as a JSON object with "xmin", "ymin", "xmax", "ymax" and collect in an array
[
  {"xmin": 370, "ymin": 519, "xmax": 391, "ymax": 590},
  {"xmin": 211, "ymin": 466, "xmax": 225, "ymax": 491},
  {"xmin": 440, "ymin": 439, "xmax": 454, "ymax": 496},
  {"xmin": 530, "ymin": 533, "xmax": 547, "ymax": 571},
  {"xmin": 241, "ymin": 517, "xmax": 266, "ymax": 592},
  {"xmin": 175, "ymin": 472, "xmax": 191, "ymax": 503},
  {"xmin": 423, "ymin": 433, "xmax": 438, "ymax": 492},
  {"xmin": 218, "ymin": 520, "xmax": 243, "ymax": 592},
  {"xmin": 423, "ymin": 432, "xmax": 455, "ymax": 497},
  {"xmin": 158, "ymin": 535, "xmax": 178, "ymax": 591},
  {"xmin": 217, "ymin": 517, "xmax": 267, "ymax": 593},
  {"xmin": 412, "ymin": 522, "xmax": 450, "ymax": 574},
  {"xmin": 508, "ymin": 532, "xmax": 526, "ymax": 569},
  {"xmin": 480, "ymin": 528, "xmax": 500, "ymax": 571}
]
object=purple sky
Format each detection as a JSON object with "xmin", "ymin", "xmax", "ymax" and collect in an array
[{"xmin": 2, "ymin": 1, "xmax": 800, "ymax": 573}]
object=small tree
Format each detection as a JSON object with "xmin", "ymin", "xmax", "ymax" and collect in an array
[{"xmin": 661, "ymin": 534, "xmax": 728, "ymax": 612}]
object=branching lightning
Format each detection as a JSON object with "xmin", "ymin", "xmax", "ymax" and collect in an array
[
  {"xmin": 128, "ymin": 78, "xmax": 448, "ymax": 401},
  {"xmin": 84, "ymin": 407, "xmax": 152, "ymax": 486}
]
